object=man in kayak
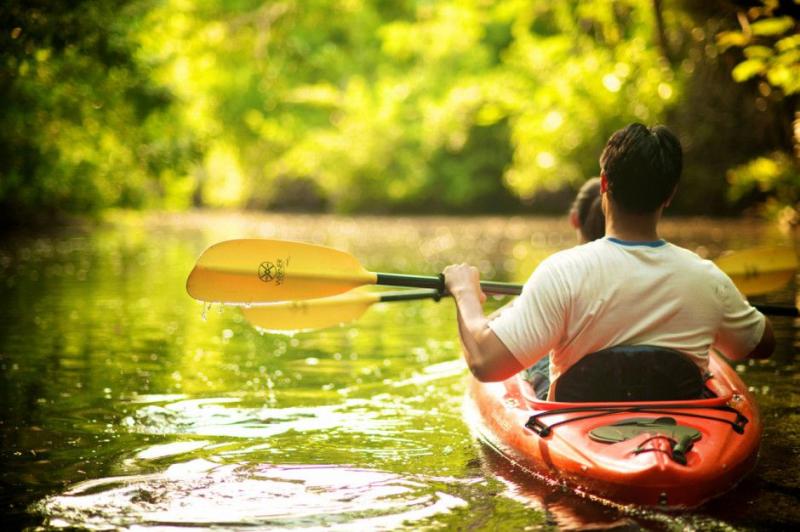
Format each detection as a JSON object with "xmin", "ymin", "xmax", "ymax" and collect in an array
[
  {"xmin": 507, "ymin": 177, "xmax": 605, "ymax": 399},
  {"xmin": 444, "ymin": 123, "xmax": 775, "ymax": 398}
]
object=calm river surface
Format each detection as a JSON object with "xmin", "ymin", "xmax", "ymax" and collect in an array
[{"xmin": 1, "ymin": 211, "xmax": 798, "ymax": 530}]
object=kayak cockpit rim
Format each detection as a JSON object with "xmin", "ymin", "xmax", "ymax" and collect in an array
[{"xmin": 514, "ymin": 368, "xmax": 737, "ymax": 410}]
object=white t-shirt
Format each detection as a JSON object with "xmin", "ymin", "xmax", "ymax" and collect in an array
[{"xmin": 489, "ymin": 237, "xmax": 766, "ymax": 383}]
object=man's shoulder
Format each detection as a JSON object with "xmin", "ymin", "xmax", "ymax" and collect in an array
[
  {"xmin": 663, "ymin": 242, "xmax": 721, "ymax": 269},
  {"xmin": 658, "ymin": 243, "xmax": 738, "ymax": 290},
  {"xmin": 549, "ymin": 238, "xmax": 615, "ymax": 261},
  {"xmin": 537, "ymin": 240, "xmax": 608, "ymax": 273}
]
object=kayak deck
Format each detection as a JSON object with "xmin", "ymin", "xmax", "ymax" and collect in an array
[{"xmin": 465, "ymin": 352, "xmax": 761, "ymax": 509}]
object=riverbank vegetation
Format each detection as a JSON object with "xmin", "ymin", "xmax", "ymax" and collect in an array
[{"xmin": 1, "ymin": 0, "xmax": 798, "ymax": 227}]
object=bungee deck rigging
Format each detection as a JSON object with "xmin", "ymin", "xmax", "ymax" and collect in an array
[{"xmin": 524, "ymin": 402, "xmax": 749, "ymax": 437}]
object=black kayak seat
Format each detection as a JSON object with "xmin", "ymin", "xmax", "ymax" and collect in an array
[{"xmin": 553, "ymin": 345, "xmax": 705, "ymax": 403}]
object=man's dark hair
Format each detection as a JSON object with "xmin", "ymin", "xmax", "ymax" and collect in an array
[{"xmin": 599, "ymin": 123, "xmax": 682, "ymax": 214}]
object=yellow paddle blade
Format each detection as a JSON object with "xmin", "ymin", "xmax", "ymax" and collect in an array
[
  {"xmin": 242, "ymin": 290, "xmax": 382, "ymax": 331},
  {"xmin": 716, "ymin": 246, "xmax": 797, "ymax": 296},
  {"xmin": 186, "ymin": 239, "xmax": 377, "ymax": 304}
]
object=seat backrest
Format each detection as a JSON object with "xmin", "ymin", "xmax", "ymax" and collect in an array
[{"xmin": 553, "ymin": 345, "xmax": 705, "ymax": 403}]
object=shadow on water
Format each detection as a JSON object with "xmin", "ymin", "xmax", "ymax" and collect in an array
[{"xmin": 0, "ymin": 211, "xmax": 797, "ymax": 530}]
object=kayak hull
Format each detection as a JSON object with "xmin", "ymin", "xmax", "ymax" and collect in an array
[{"xmin": 465, "ymin": 351, "xmax": 761, "ymax": 509}]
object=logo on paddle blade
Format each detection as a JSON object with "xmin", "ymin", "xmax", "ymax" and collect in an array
[{"xmin": 258, "ymin": 257, "xmax": 290, "ymax": 285}]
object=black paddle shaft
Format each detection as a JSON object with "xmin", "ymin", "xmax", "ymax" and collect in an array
[
  {"xmin": 379, "ymin": 290, "xmax": 442, "ymax": 303},
  {"xmin": 754, "ymin": 304, "xmax": 799, "ymax": 317},
  {"xmin": 374, "ymin": 272, "xmax": 522, "ymax": 296}
]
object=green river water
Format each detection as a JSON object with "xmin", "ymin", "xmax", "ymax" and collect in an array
[{"xmin": 1, "ymin": 212, "xmax": 798, "ymax": 530}]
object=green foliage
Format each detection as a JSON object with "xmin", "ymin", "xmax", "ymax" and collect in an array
[
  {"xmin": 728, "ymin": 151, "xmax": 800, "ymax": 225},
  {"xmin": 732, "ymin": 58, "xmax": 767, "ymax": 81},
  {"xmin": 751, "ymin": 15, "xmax": 795, "ymax": 36},
  {"xmin": 713, "ymin": 1, "xmax": 800, "ymax": 225},
  {"xmin": 131, "ymin": 0, "xmax": 683, "ymax": 213},
  {"xmin": 0, "ymin": 0, "xmax": 794, "ymax": 221},
  {"xmin": 716, "ymin": 2, "xmax": 800, "ymax": 94},
  {"xmin": 0, "ymin": 1, "xmax": 200, "ymax": 225}
]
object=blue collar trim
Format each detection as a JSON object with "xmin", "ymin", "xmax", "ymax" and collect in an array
[{"xmin": 606, "ymin": 237, "xmax": 667, "ymax": 248}]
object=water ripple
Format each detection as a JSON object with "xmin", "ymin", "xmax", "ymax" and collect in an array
[{"xmin": 34, "ymin": 461, "xmax": 468, "ymax": 530}]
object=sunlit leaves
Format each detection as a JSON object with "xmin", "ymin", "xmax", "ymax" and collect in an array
[
  {"xmin": 733, "ymin": 58, "xmax": 767, "ymax": 82},
  {"xmin": 750, "ymin": 16, "xmax": 795, "ymax": 37},
  {"xmin": 715, "ymin": 3, "xmax": 800, "ymax": 95},
  {"xmin": 379, "ymin": 3, "xmax": 484, "ymax": 61},
  {"xmin": 727, "ymin": 151, "xmax": 800, "ymax": 226},
  {"xmin": 776, "ymin": 33, "xmax": 800, "ymax": 52},
  {"xmin": 744, "ymin": 45, "xmax": 774, "ymax": 59},
  {"xmin": 11, "ymin": 0, "xmax": 785, "ymax": 218},
  {"xmin": 130, "ymin": 0, "xmax": 689, "ymax": 211},
  {"xmin": 716, "ymin": 30, "xmax": 750, "ymax": 52},
  {"xmin": 710, "ymin": 2, "xmax": 800, "ymax": 225},
  {"xmin": 766, "ymin": 63, "xmax": 800, "ymax": 94}
]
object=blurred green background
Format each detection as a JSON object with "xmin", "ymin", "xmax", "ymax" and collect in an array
[{"xmin": 2, "ymin": 0, "xmax": 798, "ymax": 226}]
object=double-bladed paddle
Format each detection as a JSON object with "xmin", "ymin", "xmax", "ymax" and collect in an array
[
  {"xmin": 185, "ymin": 238, "xmax": 519, "ymax": 305},
  {"xmin": 186, "ymin": 239, "xmax": 799, "ymax": 328}
]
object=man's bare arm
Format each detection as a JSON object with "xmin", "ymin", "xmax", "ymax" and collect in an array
[
  {"xmin": 747, "ymin": 318, "xmax": 775, "ymax": 360},
  {"xmin": 444, "ymin": 264, "xmax": 524, "ymax": 382}
]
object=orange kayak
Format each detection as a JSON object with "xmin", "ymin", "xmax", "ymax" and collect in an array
[{"xmin": 465, "ymin": 351, "xmax": 761, "ymax": 509}]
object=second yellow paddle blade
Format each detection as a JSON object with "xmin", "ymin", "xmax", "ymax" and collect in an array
[
  {"xmin": 242, "ymin": 290, "xmax": 382, "ymax": 331},
  {"xmin": 186, "ymin": 239, "xmax": 377, "ymax": 304},
  {"xmin": 716, "ymin": 246, "xmax": 798, "ymax": 296}
]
